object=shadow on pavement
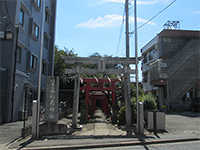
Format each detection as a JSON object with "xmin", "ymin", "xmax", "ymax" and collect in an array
[
  {"xmin": 5, "ymin": 136, "xmax": 21, "ymax": 147},
  {"xmin": 17, "ymin": 138, "xmax": 34, "ymax": 150}
]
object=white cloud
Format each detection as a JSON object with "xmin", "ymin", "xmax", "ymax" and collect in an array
[
  {"xmin": 194, "ymin": 11, "xmax": 200, "ymax": 14},
  {"xmin": 76, "ymin": 14, "xmax": 123, "ymax": 28},
  {"xmin": 76, "ymin": 14, "xmax": 156, "ymax": 28}
]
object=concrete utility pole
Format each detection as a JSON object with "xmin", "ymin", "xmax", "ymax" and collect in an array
[
  {"xmin": 134, "ymin": 0, "xmax": 141, "ymax": 134},
  {"xmin": 36, "ymin": 0, "xmax": 45, "ymax": 139},
  {"xmin": 125, "ymin": 0, "xmax": 132, "ymax": 135}
]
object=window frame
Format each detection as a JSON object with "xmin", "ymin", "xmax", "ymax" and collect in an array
[
  {"xmin": 30, "ymin": 19, "xmax": 40, "ymax": 41},
  {"xmin": 143, "ymin": 54, "xmax": 147, "ymax": 63},
  {"xmin": 30, "ymin": 54, "xmax": 38, "ymax": 70},
  {"xmin": 42, "ymin": 62, "xmax": 47, "ymax": 75},
  {"xmin": 33, "ymin": 0, "xmax": 41, "ymax": 12},
  {"xmin": 19, "ymin": 9, "xmax": 24, "ymax": 26},
  {"xmin": 143, "ymin": 73, "xmax": 148, "ymax": 82},
  {"xmin": 34, "ymin": 23, "xmax": 39, "ymax": 38},
  {"xmin": 45, "ymin": 7, "xmax": 53, "ymax": 24},
  {"xmin": 45, "ymin": 11, "xmax": 49, "ymax": 24},
  {"xmin": 149, "ymin": 50, "xmax": 153, "ymax": 60},
  {"xmin": 44, "ymin": 36, "xmax": 48, "ymax": 49},
  {"xmin": 44, "ymin": 33, "xmax": 51, "ymax": 50},
  {"xmin": 36, "ymin": 0, "xmax": 41, "ymax": 8},
  {"xmin": 16, "ymin": 47, "xmax": 22, "ymax": 63}
]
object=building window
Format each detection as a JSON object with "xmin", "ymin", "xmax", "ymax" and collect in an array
[
  {"xmin": 45, "ymin": 11, "xmax": 49, "ymax": 24},
  {"xmin": 30, "ymin": 19, "xmax": 40, "ymax": 41},
  {"xmin": 45, "ymin": 7, "xmax": 53, "ymax": 24},
  {"xmin": 30, "ymin": 54, "xmax": 37, "ymax": 70},
  {"xmin": 149, "ymin": 50, "xmax": 153, "ymax": 60},
  {"xmin": 44, "ymin": 32, "xmax": 51, "ymax": 50},
  {"xmin": 34, "ymin": 23, "xmax": 39, "ymax": 38},
  {"xmin": 36, "ymin": 0, "xmax": 41, "ymax": 8},
  {"xmin": 31, "ymin": 19, "xmax": 40, "ymax": 41},
  {"xmin": 33, "ymin": 0, "xmax": 41, "ymax": 11},
  {"xmin": 42, "ymin": 62, "xmax": 47, "ymax": 75},
  {"xmin": 19, "ymin": 9, "xmax": 24, "ymax": 25},
  {"xmin": 44, "ymin": 36, "xmax": 48, "ymax": 49},
  {"xmin": 143, "ymin": 54, "xmax": 147, "ymax": 63},
  {"xmin": 16, "ymin": 47, "xmax": 22, "ymax": 63},
  {"xmin": 143, "ymin": 73, "xmax": 148, "ymax": 82}
]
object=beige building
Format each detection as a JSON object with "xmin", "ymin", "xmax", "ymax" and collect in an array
[{"xmin": 141, "ymin": 29, "xmax": 200, "ymax": 110}]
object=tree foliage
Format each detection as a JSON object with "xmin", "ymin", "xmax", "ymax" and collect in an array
[
  {"xmin": 81, "ymin": 52, "xmax": 123, "ymax": 80},
  {"xmin": 131, "ymin": 92, "xmax": 157, "ymax": 110},
  {"xmin": 54, "ymin": 46, "xmax": 77, "ymax": 88}
]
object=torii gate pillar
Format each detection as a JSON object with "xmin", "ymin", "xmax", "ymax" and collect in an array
[{"xmin": 72, "ymin": 64, "xmax": 81, "ymax": 128}]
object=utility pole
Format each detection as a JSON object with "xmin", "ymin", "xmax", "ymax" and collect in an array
[
  {"xmin": 125, "ymin": 0, "xmax": 129, "ymax": 58},
  {"xmin": 134, "ymin": 0, "xmax": 142, "ymax": 135},
  {"xmin": 125, "ymin": 0, "xmax": 132, "ymax": 135},
  {"xmin": 36, "ymin": 0, "xmax": 45, "ymax": 139}
]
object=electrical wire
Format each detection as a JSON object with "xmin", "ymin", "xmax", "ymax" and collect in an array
[
  {"xmin": 130, "ymin": 0, "xmax": 177, "ymax": 34},
  {"xmin": 0, "ymin": 7, "xmax": 7, "ymax": 18},
  {"xmin": 116, "ymin": 12, "xmax": 125, "ymax": 55},
  {"xmin": 111, "ymin": 1, "xmax": 124, "ymax": 9},
  {"xmin": 4, "ymin": 0, "xmax": 16, "ymax": 27}
]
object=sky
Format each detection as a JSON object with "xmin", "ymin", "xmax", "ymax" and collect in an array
[{"xmin": 55, "ymin": 0, "xmax": 200, "ymax": 80}]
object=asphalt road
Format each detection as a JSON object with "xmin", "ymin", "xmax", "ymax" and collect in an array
[{"xmin": 88, "ymin": 141, "xmax": 200, "ymax": 150}]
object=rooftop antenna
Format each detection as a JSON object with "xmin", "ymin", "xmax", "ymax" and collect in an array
[{"xmin": 163, "ymin": 20, "xmax": 180, "ymax": 29}]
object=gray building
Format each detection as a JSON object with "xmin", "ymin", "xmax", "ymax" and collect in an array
[
  {"xmin": 141, "ymin": 29, "xmax": 200, "ymax": 110},
  {"xmin": 0, "ymin": 0, "xmax": 57, "ymax": 124}
]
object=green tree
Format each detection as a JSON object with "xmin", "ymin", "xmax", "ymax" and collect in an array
[
  {"xmin": 54, "ymin": 46, "xmax": 77, "ymax": 88},
  {"xmin": 130, "ymin": 83, "xmax": 144, "ymax": 98},
  {"xmin": 131, "ymin": 92, "xmax": 157, "ymax": 110},
  {"xmin": 81, "ymin": 52, "xmax": 123, "ymax": 79}
]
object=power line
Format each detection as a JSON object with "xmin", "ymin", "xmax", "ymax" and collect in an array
[
  {"xmin": 111, "ymin": 1, "xmax": 124, "ymax": 9},
  {"xmin": 130, "ymin": 0, "xmax": 176, "ymax": 34},
  {"xmin": 116, "ymin": 12, "xmax": 125, "ymax": 55},
  {"xmin": 4, "ymin": 0, "xmax": 17, "ymax": 27}
]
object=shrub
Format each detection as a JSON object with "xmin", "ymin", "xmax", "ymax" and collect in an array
[
  {"xmin": 141, "ymin": 92, "xmax": 157, "ymax": 110},
  {"xmin": 131, "ymin": 92, "xmax": 157, "ymax": 111},
  {"xmin": 117, "ymin": 106, "xmax": 136, "ymax": 125}
]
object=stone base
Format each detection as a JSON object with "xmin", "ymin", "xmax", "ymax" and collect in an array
[
  {"xmin": 40, "ymin": 122, "xmax": 67, "ymax": 136},
  {"xmin": 21, "ymin": 125, "xmax": 32, "ymax": 138}
]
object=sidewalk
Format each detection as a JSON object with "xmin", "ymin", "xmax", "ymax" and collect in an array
[{"xmin": 1, "ymin": 109, "xmax": 200, "ymax": 150}]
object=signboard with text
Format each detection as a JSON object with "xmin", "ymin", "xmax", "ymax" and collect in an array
[{"xmin": 45, "ymin": 76, "xmax": 59, "ymax": 123}]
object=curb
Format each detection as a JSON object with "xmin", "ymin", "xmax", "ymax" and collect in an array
[{"xmin": 20, "ymin": 137, "xmax": 200, "ymax": 150}]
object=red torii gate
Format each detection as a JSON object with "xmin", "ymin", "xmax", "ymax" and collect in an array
[
  {"xmin": 89, "ymin": 91, "xmax": 110, "ymax": 116},
  {"xmin": 80, "ymin": 77, "xmax": 121, "ymax": 107}
]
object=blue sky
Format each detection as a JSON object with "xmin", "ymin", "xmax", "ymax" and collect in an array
[{"xmin": 55, "ymin": 0, "xmax": 200, "ymax": 80}]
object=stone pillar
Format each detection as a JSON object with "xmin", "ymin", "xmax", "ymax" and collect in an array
[
  {"xmin": 80, "ymin": 100, "xmax": 88, "ymax": 124},
  {"xmin": 112, "ymin": 100, "xmax": 119, "ymax": 124},
  {"xmin": 72, "ymin": 65, "xmax": 80, "ymax": 128},
  {"xmin": 123, "ymin": 65, "xmax": 132, "ymax": 135}
]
